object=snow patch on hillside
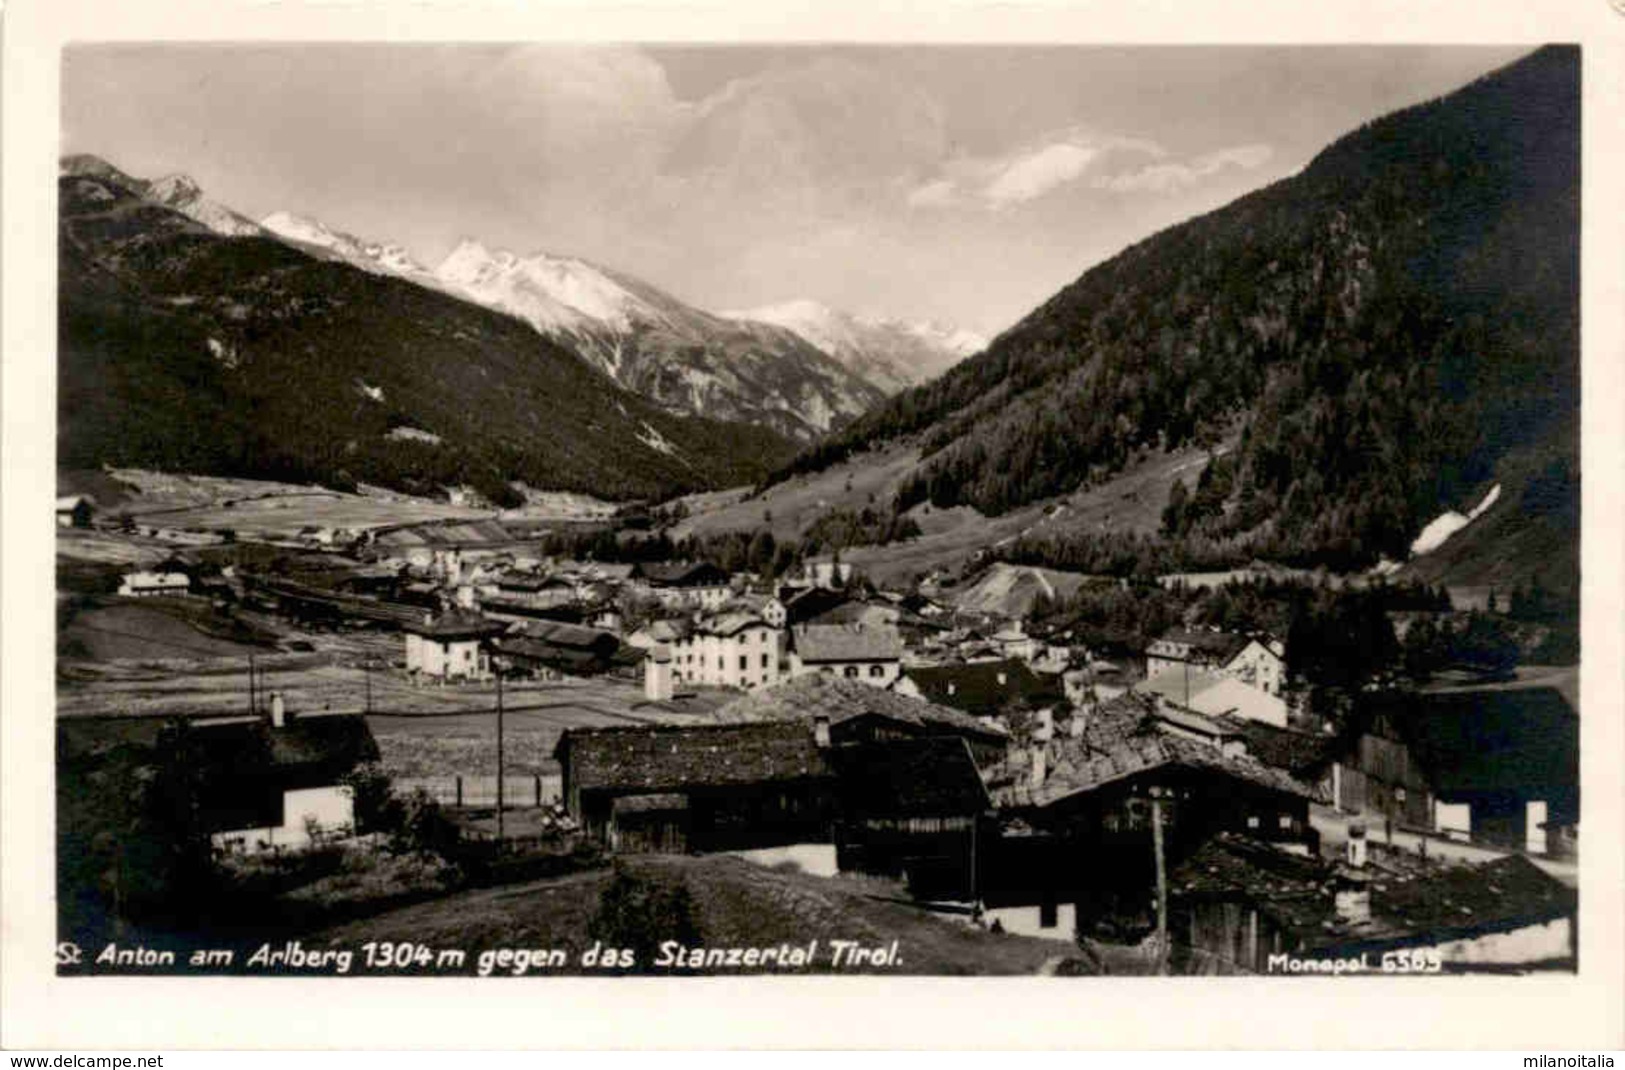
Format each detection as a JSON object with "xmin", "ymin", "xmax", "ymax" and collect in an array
[
  {"xmin": 637, "ymin": 421, "xmax": 678, "ymax": 457},
  {"xmin": 386, "ymin": 426, "xmax": 441, "ymax": 445},
  {"xmin": 1410, "ymin": 483, "xmax": 1501, "ymax": 556}
]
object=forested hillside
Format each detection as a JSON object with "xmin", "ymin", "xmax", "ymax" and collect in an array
[
  {"xmin": 58, "ymin": 159, "xmax": 796, "ymax": 503},
  {"xmin": 770, "ymin": 47, "xmax": 1578, "ymax": 573}
]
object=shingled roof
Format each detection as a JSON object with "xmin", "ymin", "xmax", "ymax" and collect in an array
[
  {"xmin": 698, "ymin": 611, "xmax": 768, "ymax": 637},
  {"xmin": 1149, "ymin": 628, "xmax": 1254, "ymax": 665},
  {"xmin": 1218, "ymin": 717, "xmax": 1341, "ymax": 776},
  {"xmin": 402, "ymin": 605, "xmax": 507, "ymax": 639},
  {"xmin": 792, "ymin": 622, "xmax": 903, "ymax": 663},
  {"xmin": 903, "ymin": 659, "xmax": 1066, "ymax": 718},
  {"xmin": 635, "ymin": 561, "xmax": 730, "ymax": 587},
  {"xmin": 713, "ymin": 673, "xmax": 1007, "ymax": 742},
  {"xmin": 991, "ymin": 692, "xmax": 1324, "ymax": 809},
  {"xmin": 1171, "ymin": 834, "xmax": 1577, "ymax": 956},
  {"xmin": 555, "ymin": 720, "xmax": 832, "ymax": 793}
]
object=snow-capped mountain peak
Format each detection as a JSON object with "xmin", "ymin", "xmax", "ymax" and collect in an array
[
  {"xmin": 148, "ymin": 173, "xmax": 203, "ymax": 204},
  {"xmin": 434, "ymin": 242, "xmax": 649, "ymax": 334},
  {"xmin": 260, "ymin": 210, "xmax": 434, "ymax": 281},
  {"xmin": 719, "ymin": 299, "xmax": 984, "ymax": 392},
  {"xmin": 260, "ymin": 210, "xmax": 338, "ymax": 248},
  {"xmin": 139, "ymin": 172, "xmax": 265, "ymax": 238}
]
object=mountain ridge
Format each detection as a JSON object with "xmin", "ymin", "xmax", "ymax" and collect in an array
[
  {"xmin": 718, "ymin": 298, "xmax": 985, "ymax": 393},
  {"xmin": 767, "ymin": 46, "xmax": 1578, "ymax": 587},
  {"xmin": 57, "ymin": 156, "xmax": 795, "ymax": 503}
]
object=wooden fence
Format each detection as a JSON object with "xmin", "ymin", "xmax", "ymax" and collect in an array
[{"xmin": 394, "ymin": 774, "xmax": 563, "ymax": 809}]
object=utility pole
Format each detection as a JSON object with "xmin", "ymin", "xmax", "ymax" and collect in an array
[
  {"xmin": 364, "ymin": 659, "xmax": 373, "ymax": 715},
  {"xmin": 495, "ymin": 657, "xmax": 505, "ymax": 850},
  {"xmin": 1150, "ymin": 785, "xmax": 1170, "ymax": 975},
  {"xmin": 248, "ymin": 653, "xmax": 257, "ymax": 717}
]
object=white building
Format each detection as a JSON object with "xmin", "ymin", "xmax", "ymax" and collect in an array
[
  {"xmin": 668, "ymin": 612, "xmax": 784, "ymax": 691},
  {"xmin": 403, "ymin": 606, "xmax": 506, "ymax": 681},
  {"xmin": 117, "ymin": 570, "xmax": 191, "ymax": 597},
  {"xmin": 1146, "ymin": 629, "xmax": 1286, "ymax": 697}
]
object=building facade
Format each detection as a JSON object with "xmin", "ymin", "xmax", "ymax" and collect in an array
[
  {"xmin": 788, "ymin": 623, "xmax": 903, "ymax": 687},
  {"xmin": 668, "ymin": 613, "xmax": 783, "ymax": 691}
]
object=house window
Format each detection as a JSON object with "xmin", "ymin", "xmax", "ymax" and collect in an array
[
  {"xmin": 844, "ymin": 666, "xmax": 859, "ymax": 679},
  {"xmin": 1247, "ymin": 815, "xmax": 1261, "ymax": 829},
  {"xmin": 1278, "ymin": 814, "xmax": 1293, "ymax": 830},
  {"xmin": 761, "ymin": 653, "xmax": 769, "ymax": 667},
  {"xmin": 739, "ymin": 655, "xmax": 747, "ymax": 670},
  {"xmin": 869, "ymin": 664, "xmax": 884, "ymax": 678},
  {"xmin": 717, "ymin": 657, "xmax": 724, "ymax": 670}
]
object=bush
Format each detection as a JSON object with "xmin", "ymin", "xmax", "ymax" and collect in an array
[{"xmin": 586, "ymin": 863, "xmax": 701, "ymax": 973}]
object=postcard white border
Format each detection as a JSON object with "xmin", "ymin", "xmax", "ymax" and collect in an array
[{"xmin": 4, "ymin": 0, "xmax": 1622, "ymax": 1050}]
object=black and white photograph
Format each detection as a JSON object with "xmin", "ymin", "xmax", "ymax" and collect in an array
[{"xmin": 5, "ymin": 0, "xmax": 1624, "ymax": 1053}]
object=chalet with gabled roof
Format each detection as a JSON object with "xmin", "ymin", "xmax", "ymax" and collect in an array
[
  {"xmin": 714, "ymin": 673, "xmax": 1008, "ymax": 766},
  {"xmin": 491, "ymin": 620, "xmax": 628, "ymax": 677},
  {"xmin": 631, "ymin": 561, "xmax": 732, "ymax": 610},
  {"xmin": 58, "ymin": 710, "xmax": 380, "ymax": 855},
  {"xmin": 788, "ymin": 622, "xmax": 903, "ymax": 687},
  {"xmin": 1147, "ymin": 629, "xmax": 1285, "ymax": 696},
  {"xmin": 554, "ymin": 720, "xmax": 837, "ymax": 853},
  {"xmin": 403, "ymin": 606, "xmax": 506, "ymax": 681},
  {"xmin": 981, "ymin": 692, "xmax": 1324, "ymax": 938},
  {"xmin": 898, "ymin": 658, "xmax": 1066, "ymax": 723},
  {"xmin": 1167, "ymin": 833, "xmax": 1576, "ymax": 973}
]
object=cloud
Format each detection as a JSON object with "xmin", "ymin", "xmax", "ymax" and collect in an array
[
  {"xmin": 664, "ymin": 57, "xmax": 948, "ymax": 196},
  {"xmin": 1093, "ymin": 142, "xmax": 1274, "ymax": 193},
  {"xmin": 984, "ymin": 143, "xmax": 1101, "ymax": 207},
  {"xmin": 906, "ymin": 130, "xmax": 1166, "ymax": 211}
]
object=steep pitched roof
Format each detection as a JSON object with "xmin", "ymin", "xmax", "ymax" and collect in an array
[
  {"xmin": 792, "ymin": 623, "xmax": 903, "ymax": 663},
  {"xmin": 831, "ymin": 737, "xmax": 992, "ymax": 816},
  {"xmin": 403, "ymin": 605, "xmax": 507, "ymax": 639},
  {"xmin": 713, "ymin": 673, "xmax": 1007, "ymax": 742},
  {"xmin": 904, "ymin": 659, "xmax": 1065, "ymax": 718},
  {"xmin": 991, "ymin": 693, "xmax": 1323, "ymax": 809},
  {"xmin": 1170, "ymin": 835, "xmax": 1576, "ymax": 955},
  {"xmin": 556, "ymin": 720, "xmax": 832, "ymax": 793},
  {"xmin": 780, "ymin": 586, "xmax": 851, "ymax": 624},
  {"xmin": 635, "ymin": 561, "xmax": 729, "ymax": 587},
  {"xmin": 1150, "ymin": 628, "xmax": 1253, "ymax": 665},
  {"xmin": 1218, "ymin": 717, "xmax": 1340, "ymax": 775},
  {"xmin": 509, "ymin": 619, "xmax": 619, "ymax": 651},
  {"xmin": 699, "ymin": 612, "xmax": 768, "ymax": 638},
  {"xmin": 58, "ymin": 713, "xmax": 380, "ymax": 833}
]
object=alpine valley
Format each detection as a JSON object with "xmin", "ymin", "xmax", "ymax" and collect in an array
[{"xmin": 57, "ymin": 157, "xmax": 980, "ymax": 503}]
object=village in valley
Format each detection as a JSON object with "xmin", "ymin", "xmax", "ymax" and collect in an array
[
  {"xmin": 48, "ymin": 43, "xmax": 1582, "ymax": 982},
  {"xmin": 54, "ymin": 463, "xmax": 1578, "ymax": 976}
]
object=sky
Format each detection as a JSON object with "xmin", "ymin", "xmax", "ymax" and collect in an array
[{"xmin": 61, "ymin": 44, "xmax": 1531, "ymax": 335}]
